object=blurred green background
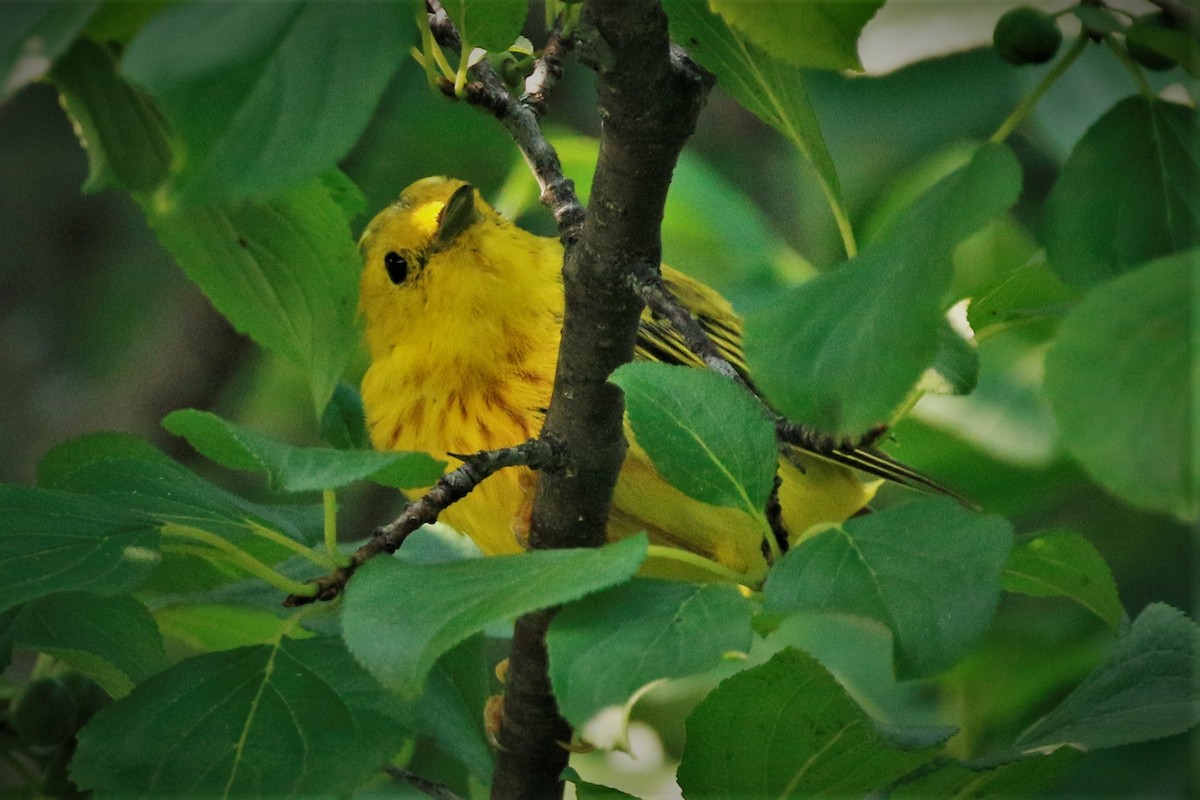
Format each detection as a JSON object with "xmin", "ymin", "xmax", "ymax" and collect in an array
[{"xmin": 0, "ymin": 2, "xmax": 1194, "ymax": 796}]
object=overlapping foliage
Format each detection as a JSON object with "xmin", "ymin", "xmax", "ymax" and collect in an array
[{"xmin": 1, "ymin": 1, "xmax": 1196, "ymax": 798}]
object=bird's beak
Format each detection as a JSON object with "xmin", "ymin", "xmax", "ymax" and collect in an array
[{"xmin": 431, "ymin": 184, "xmax": 479, "ymax": 252}]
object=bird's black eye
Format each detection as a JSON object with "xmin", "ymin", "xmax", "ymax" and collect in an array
[{"xmin": 384, "ymin": 251, "xmax": 409, "ymax": 284}]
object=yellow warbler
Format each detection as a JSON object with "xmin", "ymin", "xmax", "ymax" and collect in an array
[{"xmin": 359, "ymin": 177, "xmax": 936, "ymax": 584}]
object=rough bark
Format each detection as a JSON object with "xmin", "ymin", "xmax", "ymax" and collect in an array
[{"xmin": 492, "ymin": 2, "xmax": 713, "ymax": 798}]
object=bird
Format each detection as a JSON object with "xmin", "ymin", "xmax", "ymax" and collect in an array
[{"xmin": 357, "ymin": 176, "xmax": 946, "ymax": 585}]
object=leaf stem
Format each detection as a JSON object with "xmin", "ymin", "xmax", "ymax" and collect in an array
[
  {"xmin": 819, "ymin": 177, "xmax": 858, "ymax": 259},
  {"xmin": 644, "ymin": 545, "xmax": 751, "ymax": 584},
  {"xmin": 1104, "ymin": 34, "xmax": 1157, "ymax": 100},
  {"xmin": 245, "ymin": 521, "xmax": 339, "ymax": 570},
  {"xmin": 322, "ymin": 489, "xmax": 347, "ymax": 565},
  {"xmin": 160, "ymin": 523, "xmax": 317, "ymax": 598},
  {"xmin": 420, "ymin": 11, "xmax": 455, "ymax": 90},
  {"xmin": 990, "ymin": 33, "xmax": 1089, "ymax": 144}
]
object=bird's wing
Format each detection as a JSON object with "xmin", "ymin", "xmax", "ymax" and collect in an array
[{"xmin": 635, "ymin": 267, "xmax": 961, "ymax": 499}]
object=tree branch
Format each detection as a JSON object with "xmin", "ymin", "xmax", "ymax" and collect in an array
[
  {"xmin": 491, "ymin": 3, "xmax": 714, "ymax": 798},
  {"xmin": 282, "ymin": 438, "xmax": 561, "ymax": 607},
  {"xmin": 521, "ymin": 17, "xmax": 571, "ymax": 116}
]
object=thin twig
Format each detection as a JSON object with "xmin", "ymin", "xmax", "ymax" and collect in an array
[
  {"xmin": 425, "ymin": 0, "xmax": 584, "ymax": 240},
  {"xmin": 383, "ymin": 766, "xmax": 465, "ymax": 800},
  {"xmin": 282, "ymin": 438, "xmax": 562, "ymax": 607},
  {"xmin": 522, "ymin": 16, "xmax": 572, "ymax": 116},
  {"xmin": 634, "ymin": 273, "xmax": 747, "ymax": 386}
]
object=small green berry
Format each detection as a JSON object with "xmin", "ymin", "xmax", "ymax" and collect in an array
[{"xmin": 994, "ymin": 6, "xmax": 1064, "ymax": 65}]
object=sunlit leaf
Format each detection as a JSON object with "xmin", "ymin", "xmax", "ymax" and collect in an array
[
  {"xmin": 121, "ymin": 0, "xmax": 407, "ymax": 204},
  {"xmin": 146, "ymin": 180, "xmax": 360, "ymax": 414},
  {"xmin": 442, "ymin": 0, "xmax": 528, "ymax": 52},
  {"xmin": 708, "ymin": 0, "xmax": 883, "ymax": 71},
  {"xmin": 669, "ymin": 1, "xmax": 844, "ymax": 231}
]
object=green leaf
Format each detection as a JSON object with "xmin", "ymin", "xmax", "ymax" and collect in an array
[
  {"xmin": 746, "ymin": 143, "xmax": 1022, "ymax": 438},
  {"xmin": 767, "ymin": 614, "xmax": 950, "ymax": 733},
  {"xmin": 1003, "ymin": 530, "xmax": 1124, "ymax": 629},
  {"xmin": 155, "ymin": 604, "xmax": 303, "ymax": 653},
  {"xmin": 51, "ymin": 37, "xmax": 361, "ymax": 413},
  {"xmin": 12, "ymin": 592, "xmax": 168, "ymax": 698},
  {"xmin": 120, "ymin": 0, "xmax": 406, "ymax": 205},
  {"xmin": 47, "ymin": 452, "xmax": 317, "ymax": 550},
  {"xmin": 50, "ymin": 37, "xmax": 172, "ymax": 192},
  {"xmin": 893, "ymin": 749, "xmax": 1081, "ymax": 799},
  {"xmin": 1043, "ymin": 251, "xmax": 1196, "ymax": 520},
  {"xmin": 144, "ymin": 180, "xmax": 360, "ymax": 414},
  {"xmin": 967, "ymin": 253, "xmax": 1077, "ymax": 335},
  {"xmin": 84, "ymin": 0, "xmax": 173, "ymax": 43},
  {"xmin": 401, "ymin": 635, "xmax": 494, "ymax": 781},
  {"xmin": 708, "ymin": 0, "xmax": 883, "ymax": 71},
  {"xmin": 611, "ymin": 363, "xmax": 776, "ymax": 516},
  {"xmin": 164, "ymin": 408, "xmax": 443, "ymax": 492},
  {"xmin": 765, "ymin": 497, "xmax": 1014, "ymax": 678},
  {"xmin": 320, "ymin": 381, "xmax": 370, "ymax": 450},
  {"xmin": 0, "ymin": 486, "xmax": 160, "ymax": 614},
  {"xmin": 676, "ymin": 648, "xmax": 938, "ymax": 799},
  {"xmin": 442, "ymin": 0, "xmax": 528, "ymax": 52},
  {"xmin": 564, "ymin": 768, "xmax": 640, "ymax": 800},
  {"xmin": 668, "ymin": 1, "xmax": 844, "ymax": 230},
  {"xmin": 71, "ymin": 636, "xmax": 410, "ymax": 798},
  {"xmin": 1, "ymin": 0, "xmax": 103, "ymax": 100},
  {"xmin": 36, "ymin": 431, "xmax": 168, "ymax": 489},
  {"xmin": 320, "ymin": 168, "xmax": 369, "ymax": 223},
  {"xmin": 547, "ymin": 579, "xmax": 752, "ymax": 726},
  {"xmin": 342, "ymin": 535, "xmax": 647, "ymax": 697},
  {"xmin": 1009, "ymin": 604, "xmax": 1200, "ymax": 753},
  {"xmin": 1043, "ymin": 97, "xmax": 1200, "ymax": 288}
]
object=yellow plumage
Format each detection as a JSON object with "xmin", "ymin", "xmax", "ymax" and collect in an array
[{"xmin": 359, "ymin": 177, "xmax": 909, "ymax": 584}]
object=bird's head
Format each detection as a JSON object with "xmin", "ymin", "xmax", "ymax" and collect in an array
[{"xmin": 358, "ymin": 176, "xmax": 491, "ymax": 352}]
